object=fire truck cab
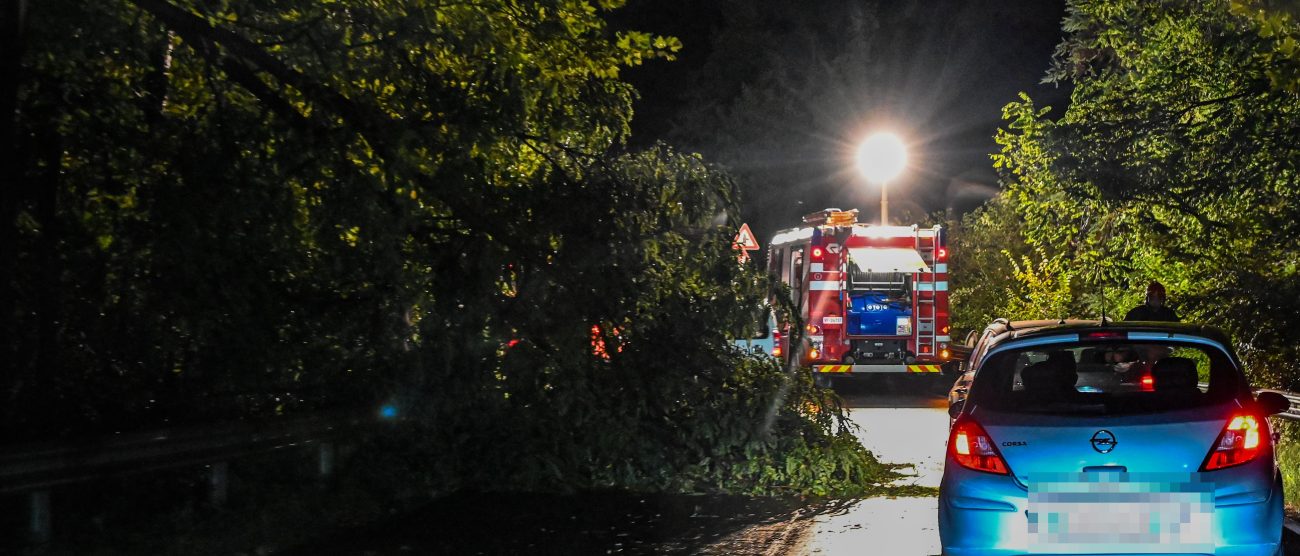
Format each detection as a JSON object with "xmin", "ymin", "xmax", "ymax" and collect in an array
[{"xmin": 768, "ymin": 209, "xmax": 952, "ymax": 385}]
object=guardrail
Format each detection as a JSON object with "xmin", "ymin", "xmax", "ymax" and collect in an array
[{"xmin": 1, "ymin": 409, "xmax": 383, "ymax": 545}]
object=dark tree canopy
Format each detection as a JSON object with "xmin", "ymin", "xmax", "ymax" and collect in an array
[
  {"xmin": 2, "ymin": 0, "xmax": 895, "ymax": 495},
  {"xmin": 952, "ymin": 0, "xmax": 1300, "ymax": 389}
]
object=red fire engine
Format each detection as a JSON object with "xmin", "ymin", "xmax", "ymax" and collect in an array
[{"xmin": 767, "ymin": 209, "xmax": 952, "ymax": 384}]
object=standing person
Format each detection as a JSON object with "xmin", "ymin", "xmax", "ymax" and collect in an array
[{"xmin": 1125, "ymin": 281, "xmax": 1181, "ymax": 322}]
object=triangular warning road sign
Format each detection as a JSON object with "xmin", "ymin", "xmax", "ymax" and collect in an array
[{"xmin": 734, "ymin": 223, "xmax": 760, "ymax": 251}]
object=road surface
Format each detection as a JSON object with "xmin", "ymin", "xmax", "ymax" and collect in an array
[{"xmin": 802, "ymin": 376, "xmax": 949, "ymax": 556}]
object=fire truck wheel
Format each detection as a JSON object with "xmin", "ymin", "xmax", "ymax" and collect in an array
[{"xmin": 814, "ymin": 373, "xmax": 833, "ymax": 389}]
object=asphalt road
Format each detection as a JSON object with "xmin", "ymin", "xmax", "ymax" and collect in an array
[{"xmin": 803, "ymin": 375, "xmax": 950, "ymax": 556}]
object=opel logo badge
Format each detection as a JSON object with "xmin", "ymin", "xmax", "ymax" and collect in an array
[{"xmin": 1090, "ymin": 430, "xmax": 1117, "ymax": 454}]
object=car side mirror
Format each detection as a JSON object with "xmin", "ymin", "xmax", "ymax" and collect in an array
[
  {"xmin": 1256, "ymin": 391, "xmax": 1290, "ymax": 416},
  {"xmin": 948, "ymin": 400, "xmax": 965, "ymax": 419}
]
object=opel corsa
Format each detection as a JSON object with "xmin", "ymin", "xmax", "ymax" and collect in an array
[{"xmin": 939, "ymin": 322, "xmax": 1289, "ymax": 556}]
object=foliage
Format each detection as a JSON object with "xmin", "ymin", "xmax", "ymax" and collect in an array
[
  {"xmin": 1272, "ymin": 420, "xmax": 1300, "ymax": 511},
  {"xmin": 5, "ymin": 0, "xmax": 678, "ymax": 433},
  {"xmin": 955, "ymin": 0, "xmax": 1300, "ymax": 390},
  {"xmin": 2, "ymin": 0, "xmax": 894, "ymax": 497}
]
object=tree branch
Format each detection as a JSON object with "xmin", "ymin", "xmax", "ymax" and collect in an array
[
  {"xmin": 1170, "ymin": 90, "xmax": 1253, "ymax": 120},
  {"xmin": 129, "ymin": 0, "xmax": 399, "ymax": 141}
]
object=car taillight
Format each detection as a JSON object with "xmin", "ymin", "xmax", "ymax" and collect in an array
[
  {"xmin": 1140, "ymin": 373, "xmax": 1154, "ymax": 391},
  {"xmin": 772, "ymin": 330, "xmax": 783, "ymax": 358},
  {"xmin": 948, "ymin": 416, "xmax": 1010, "ymax": 475},
  {"xmin": 1202, "ymin": 414, "xmax": 1267, "ymax": 471}
]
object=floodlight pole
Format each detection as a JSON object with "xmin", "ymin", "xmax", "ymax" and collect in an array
[{"xmin": 880, "ymin": 180, "xmax": 889, "ymax": 225}]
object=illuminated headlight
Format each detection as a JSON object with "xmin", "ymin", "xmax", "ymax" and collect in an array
[{"xmin": 895, "ymin": 317, "xmax": 912, "ymax": 335}]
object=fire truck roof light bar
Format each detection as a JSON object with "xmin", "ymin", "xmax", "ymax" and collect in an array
[{"xmin": 802, "ymin": 208, "xmax": 859, "ymax": 225}]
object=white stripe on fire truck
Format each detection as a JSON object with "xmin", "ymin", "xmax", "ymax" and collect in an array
[
  {"xmin": 937, "ymin": 335, "xmax": 951, "ymax": 342},
  {"xmin": 810, "ymin": 263, "xmax": 825, "ymax": 272},
  {"xmin": 934, "ymin": 263, "xmax": 948, "ymax": 273},
  {"xmin": 809, "ymin": 281, "xmax": 840, "ymax": 291},
  {"xmin": 912, "ymin": 281, "xmax": 949, "ymax": 291}
]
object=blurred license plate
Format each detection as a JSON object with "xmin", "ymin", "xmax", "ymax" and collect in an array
[{"xmin": 1027, "ymin": 472, "xmax": 1214, "ymax": 554}]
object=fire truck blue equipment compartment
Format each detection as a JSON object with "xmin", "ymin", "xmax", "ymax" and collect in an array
[{"xmin": 847, "ymin": 293, "xmax": 911, "ymax": 335}]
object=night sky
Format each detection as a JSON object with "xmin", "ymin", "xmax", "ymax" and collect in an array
[{"xmin": 614, "ymin": 0, "xmax": 1070, "ymax": 239}]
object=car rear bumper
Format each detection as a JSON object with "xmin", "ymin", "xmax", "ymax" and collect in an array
[
  {"xmin": 941, "ymin": 546, "xmax": 1277, "ymax": 556},
  {"xmin": 938, "ymin": 464, "xmax": 1283, "ymax": 556}
]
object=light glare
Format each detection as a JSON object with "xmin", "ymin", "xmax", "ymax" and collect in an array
[{"xmin": 857, "ymin": 132, "xmax": 907, "ymax": 183}]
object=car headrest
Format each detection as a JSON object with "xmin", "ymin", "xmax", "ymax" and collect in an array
[
  {"xmin": 1046, "ymin": 351, "xmax": 1076, "ymax": 372},
  {"xmin": 1021, "ymin": 360, "xmax": 1077, "ymax": 392},
  {"xmin": 1152, "ymin": 357, "xmax": 1199, "ymax": 392},
  {"xmin": 1020, "ymin": 362, "xmax": 1051, "ymax": 391}
]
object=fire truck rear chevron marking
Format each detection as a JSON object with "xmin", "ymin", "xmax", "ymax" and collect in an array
[
  {"xmin": 906, "ymin": 365, "xmax": 941, "ymax": 373},
  {"xmin": 815, "ymin": 365, "xmax": 853, "ymax": 373}
]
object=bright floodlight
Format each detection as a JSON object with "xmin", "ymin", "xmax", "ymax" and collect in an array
[{"xmin": 856, "ymin": 132, "xmax": 907, "ymax": 183}]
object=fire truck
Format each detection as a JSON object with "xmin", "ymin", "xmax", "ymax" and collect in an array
[{"xmin": 767, "ymin": 208, "xmax": 953, "ymax": 385}]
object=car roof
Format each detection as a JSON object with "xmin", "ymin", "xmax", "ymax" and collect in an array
[{"xmin": 980, "ymin": 319, "xmax": 1233, "ymax": 351}]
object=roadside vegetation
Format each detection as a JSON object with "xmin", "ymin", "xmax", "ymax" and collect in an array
[
  {"xmin": 2, "ymin": 3, "xmax": 906, "ymax": 537},
  {"xmin": 949, "ymin": 0, "xmax": 1300, "ymax": 507}
]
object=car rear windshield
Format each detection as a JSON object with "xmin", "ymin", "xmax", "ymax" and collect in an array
[{"xmin": 970, "ymin": 338, "xmax": 1243, "ymax": 415}]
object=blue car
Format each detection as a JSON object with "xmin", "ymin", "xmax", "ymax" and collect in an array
[{"xmin": 939, "ymin": 321, "xmax": 1290, "ymax": 556}]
